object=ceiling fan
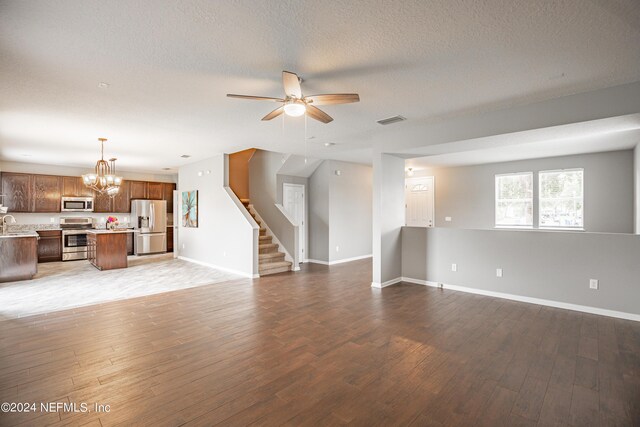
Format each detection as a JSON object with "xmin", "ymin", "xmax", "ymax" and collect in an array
[{"xmin": 227, "ymin": 71, "xmax": 359, "ymax": 124}]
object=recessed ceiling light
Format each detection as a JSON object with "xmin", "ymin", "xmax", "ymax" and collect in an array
[
  {"xmin": 161, "ymin": 167, "xmax": 171, "ymax": 171},
  {"xmin": 324, "ymin": 142, "xmax": 335, "ymax": 147},
  {"xmin": 180, "ymin": 154, "xmax": 191, "ymax": 158},
  {"xmin": 98, "ymin": 82, "xmax": 110, "ymax": 89},
  {"xmin": 21, "ymin": 154, "xmax": 32, "ymax": 157},
  {"xmin": 306, "ymin": 136, "xmax": 315, "ymax": 140}
]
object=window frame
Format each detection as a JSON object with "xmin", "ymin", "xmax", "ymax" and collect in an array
[
  {"xmin": 494, "ymin": 171, "xmax": 534, "ymax": 229},
  {"xmin": 537, "ymin": 168, "xmax": 584, "ymax": 230}
]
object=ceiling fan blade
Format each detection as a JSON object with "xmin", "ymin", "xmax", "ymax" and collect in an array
[
  {"xmin": 306, "ymin": 105, "xmax": 333, "ymax": 124},
  {"xmin": 282, "ymin": 71, "xmax": 302, "ymax": 98},
  {"xmin": 304, "ymin": 94, "xmax": 360, "ymax": 105},
  {"xmin": 261, "ymin": 106, "xmax": 285, "ymax": 121},
  {"xmin": 227, "ymin": 94, "xmax": 285, "ymax": 102}
]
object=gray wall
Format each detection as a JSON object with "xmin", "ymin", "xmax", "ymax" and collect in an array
[
  {"xmin": 417, "ymin": 150, "xmax": 634, "ymax": 233},
  {"xmin": 308, "ymin": 160, "xmax": 373, "ymax": 263},
  {"xmin": 328, "ymin": 161, "xmax": 373, "ymax": 262},
  {"xmin": 401, "ymin": 227, "xmax": 640, "ymax": 316},
  {"xmin": 178, "ymin": 155, "xmax": 255, "ymax": 276},
  {"xmin": 308, "ymin": 161, "xmax": 330, "ymax": 261},
  {"xmin": 635, "ymin": 144, "xmax": 640, "ymax": 234},
  {"xmin": 401, "ymin": 227, "xmax": 427, "ymax": 281},
  {"xmin": 372, "ymin": 153, "xmax": 405, "ymax": 285}
]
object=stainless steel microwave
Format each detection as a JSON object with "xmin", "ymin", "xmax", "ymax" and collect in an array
[{"xmin": 61, "ymin": 197, "xmax": 94, "ymax": 212}]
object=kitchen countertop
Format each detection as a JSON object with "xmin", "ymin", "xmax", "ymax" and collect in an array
[
  {"xmin": 7, "ymin": 224, "xmax": 62, "ymax": 232},
  {"xmin": 86, "ymin": 229, "xmax": 137, "ymax": 234},
  {"xmin": 0, "ymin": 231, "xmax": 40, "ymax": 239}
]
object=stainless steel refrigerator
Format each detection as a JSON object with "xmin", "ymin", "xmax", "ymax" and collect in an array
[{"xmin": 131, "ymin": 199, "xmax": 167, "ymax": 255}]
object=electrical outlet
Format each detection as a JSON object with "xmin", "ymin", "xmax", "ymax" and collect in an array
[
  {"xmin": 182, "ymin": 243, "xmax": 185, "ymax": 250},
  {"xmin": 445, "ymin": 216, "xmax": 452, "ymax": 222},
  {"xmin": 336, "ymin": 246, "xmax": 340, "ymax": 252},
  {"xmin": 496, "ymin": 268, "xmax": 503, "ymax": 278},
  {"xmin": 589, "ymin": 279, "xmax": 599, "ymax": 290},
  {"xmin": 50, "ymin": 217, "xmax": 55, "ymax": 223},
  {"xmin": 451, "ymin": 263, "xmax": 457, "ymax": 272}
]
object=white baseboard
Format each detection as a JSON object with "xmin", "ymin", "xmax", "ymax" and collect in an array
[
  {"xmin": 178, "ymin": 256, "xmax": 257, "ymax": 278},
  {"xmin": 307, "ymin": 254, "xmax": 372, "ymax": 266},
  {"xmin": 400, "ymin": 277, "xmax": 640, "ymax": 322},
  {"xmin": 371, "ymin": 277, "xmax": 402, "ymax": 289}
]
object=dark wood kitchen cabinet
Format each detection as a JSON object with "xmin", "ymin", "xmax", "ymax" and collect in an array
[
  {"xmin": 130, "ymin": 180, "xmax": 147, "ymax": 200},
  {"xmin": 163, "ymin": 182, "xmax": 176, "ymax": 213},
  {"xmin": 1, "ymin": 172, "xmax": 33, "ymax": 212},
  {"xmin": 93, "ymin": 191, "xmax": 112, "ymax": 213},
  {"xmin": 36, "ymin": 230, "xmax": 62, "ymax": 262},
  {"xmin": 126, "ymin": 231, "xmax": 134, "ymax": 255},
  {"xmin": 147, "ymin": 182, "xmax": 164, "ymax": 200},
  {"xmin": 33, "ymin": 175, "xmax": 61, "ymax": 212},
  {"xmin": 1, "ymin": 172, "xmax": 173, "ymax": 214},
  {"xmin": 167, "ymin": 226, "xmax": 174, "ymax": 252},
  {"xmin": 112, "ymin": 181, "xmax": 131, "ymax": 213},
  {"xmin": 61, "ymin": 176, "xmax": 92, "ymax": 197},
  {"xmin": 0, "ymin": 235, "xmax": 38, "ymax": 282}
]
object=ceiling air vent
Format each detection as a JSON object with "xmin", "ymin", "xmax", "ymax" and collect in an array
[{"xmin": 376, "ymin": 115, "xmax": 407, "ymax": 125}]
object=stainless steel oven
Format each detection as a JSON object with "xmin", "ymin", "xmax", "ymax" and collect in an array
[
  {"xmin": 60, "ymin": 217, "xmax": 94, "ymax": 261},
  {"xmin": 61, "ymin": 197, "xmax": 94, "ymax": 212}
]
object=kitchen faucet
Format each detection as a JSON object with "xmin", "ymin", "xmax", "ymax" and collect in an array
[{"xmin": 1, "ymin": 214, "xmax": 16, "ymax": 234}]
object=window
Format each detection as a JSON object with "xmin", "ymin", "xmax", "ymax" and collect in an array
[
  {"xmin": 495, "ymin": 172, "xmax": 533, "ymax": 227},
  {"xmin": 539, "ymin": 169, "xmax": 583, "ymax": 229}
]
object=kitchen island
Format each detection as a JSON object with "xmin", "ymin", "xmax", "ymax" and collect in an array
[
  {"xmin": 87, "ymin": 229, "xmax": 136, "ymax": 271},
  {"xmin": 0, "ymin": 231, "xmax": 39, "ymax": 282}
]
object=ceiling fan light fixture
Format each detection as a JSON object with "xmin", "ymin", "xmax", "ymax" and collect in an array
[{"xmin": 284, "ymin": 100, "xmax": 306, "ymax": 117}]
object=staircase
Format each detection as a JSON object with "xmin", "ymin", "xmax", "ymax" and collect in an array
[{"xmin": 241, "ymin": 199, "xmax": 292, "ymax": 276}]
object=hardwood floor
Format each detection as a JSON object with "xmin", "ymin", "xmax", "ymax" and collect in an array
[{"xmin": 0, "ymin": 259, "xmax": 638, "ymax": 426}]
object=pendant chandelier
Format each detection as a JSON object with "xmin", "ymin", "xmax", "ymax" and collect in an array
[{"xmin": 82, "ymin": 138, "xmax": 123, "ymax": 197}]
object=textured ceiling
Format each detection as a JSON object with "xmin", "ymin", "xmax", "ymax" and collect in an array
[{"xmin": 1, "ymin": 0, "xmax": 639, "ymax": 172}]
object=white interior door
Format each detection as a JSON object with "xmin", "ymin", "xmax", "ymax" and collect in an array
[
  {"xmin": 283, "ymin": 183, "xmax": 305, "ymax": 262},
  {"xmin": 405, "ymin": 176, "xmax": 434, "ymax": 227}
]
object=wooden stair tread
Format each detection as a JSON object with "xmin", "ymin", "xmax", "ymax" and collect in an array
[
  {"xmin": 259, "ymin": 251, "xmax": 284, "ymax": 259},
  {"xmin": 259, "ymin": 261, "xmax": 292, "ymax": 269}
]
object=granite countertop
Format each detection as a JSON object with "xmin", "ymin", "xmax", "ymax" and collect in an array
[
  {"xmin": 7, "ymin": 224, "xmax": 62, "ymax": 232},
  {"xmin": 0, "ymin": 230, "xmax": 39, "ymax": 239},
  {"xmin": 86, "ymin": 229, "xmax": 137, "ymax": 234}
]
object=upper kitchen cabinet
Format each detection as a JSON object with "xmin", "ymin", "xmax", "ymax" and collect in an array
[
  {"xmin": 93, "ymin": 181, "xmax": 131, "ymax": 213},
  {"xmin": 112, "ymin": 181, "xmax": 131, "ymax": 213},
  {"xmin": 33, "ymin": 175, "xmax": 62, "ymax": 212},
  {"xmin": 147, "ymin": 182, "xmax": 164, "ymax": 200},
  {"xmin": 163, "ymin": 183, "xmax": 176, "ymax": 213},
  {"xmin": 61, "ymin": 176, "xmax": 93, "ymax": 197},
  {"xmin": 1, "ymin": 172, "xmax": 32, "ymax": 212},
  {"xmin": 130, "ymin": 181, "xmax": 147, "ymax": 200},
  {"xmin": 93, "ymin": 190, "xmax": 113, "ymax": 213}
]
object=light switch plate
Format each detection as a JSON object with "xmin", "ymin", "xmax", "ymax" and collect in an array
[
  {"xmin": 589, "ymin": 279, "xmax": 599, "ymax": 290},
  {"xmin": 496, "ymin": 268, "xmax": 503, "ymax": 278},
  {"xmin": 445, "ymin": 217, "xmax": 452, "ymax": 222},
  {"xmin": 451, "ymin": 263, "xmax": 457, "ymax": 272}
]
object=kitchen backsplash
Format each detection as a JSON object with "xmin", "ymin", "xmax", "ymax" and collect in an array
[{"xmin": 5, "ymin": 212, "xmax": 174, "ymax": 228}]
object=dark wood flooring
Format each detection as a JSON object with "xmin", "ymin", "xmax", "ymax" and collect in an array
[{"xmin": 1, "ymin": 259, "xmax": 639, "ymax": 426}]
